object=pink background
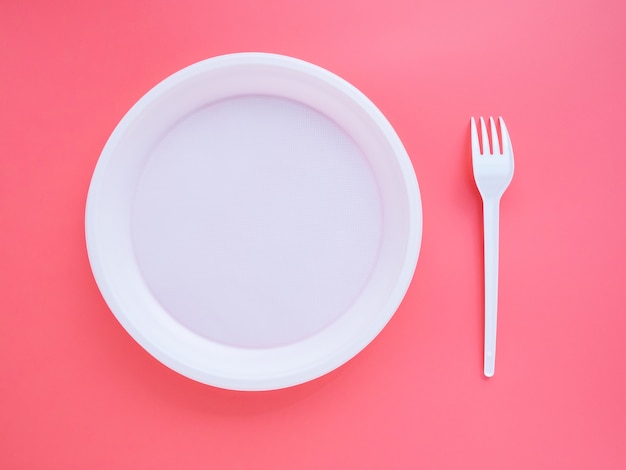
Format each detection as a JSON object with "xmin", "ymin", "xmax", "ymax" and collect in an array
[{"xmin": 1, "ymin": 0, "xmax": 625, "ymax": 468}]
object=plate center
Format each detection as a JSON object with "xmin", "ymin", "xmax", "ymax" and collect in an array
[{"xmin": 131, "ymin": 95, "xmax": 383, "ymax": 348}]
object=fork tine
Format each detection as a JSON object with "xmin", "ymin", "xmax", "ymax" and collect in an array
[
  {"xmin": 499, "ymin": 117, "xmax": 512, "ymax": 156},
  {"xmin": 480, "ymin": 117, "xmax": 490, "ymax": 154},
  {"xmin": 489, "ymin": 117, "xmax": 500, "ymax": 155},
  {"xmin": 470, "ymin": 117, "xmax": 481, "ymax": 156}
]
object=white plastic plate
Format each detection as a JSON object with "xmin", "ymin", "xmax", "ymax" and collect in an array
[{"xmin": 85, "ymin": 53, "xmax": 422, "ymax": 391}]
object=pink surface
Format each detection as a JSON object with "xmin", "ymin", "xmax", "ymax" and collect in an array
[{"xmin": 1, "ymin": 0, "xmax": 625, "ymax": 468}]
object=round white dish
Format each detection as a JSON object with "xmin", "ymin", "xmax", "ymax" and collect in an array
[{"xmin": 85, "ymin": 53, "xmax": 422, "ymax": 391}]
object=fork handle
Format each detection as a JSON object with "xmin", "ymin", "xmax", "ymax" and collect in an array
[{"xmin": 482, "ymin": 197, "xmax": 500, "ymax": 377}]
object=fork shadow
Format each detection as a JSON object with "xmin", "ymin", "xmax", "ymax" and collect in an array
[{"xmin": 462, "ymin": 123, "xmax": 490, "ymax": 379}]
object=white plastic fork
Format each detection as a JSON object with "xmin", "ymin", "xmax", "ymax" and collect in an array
[{"xmin": 471, "ymin": 116, "xmax": 514, "ymax": 377}]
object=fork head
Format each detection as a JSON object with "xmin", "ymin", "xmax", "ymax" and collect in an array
[{"xmin": 471, "ymin": 116, "xmax": 514, "ymax": 199}]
